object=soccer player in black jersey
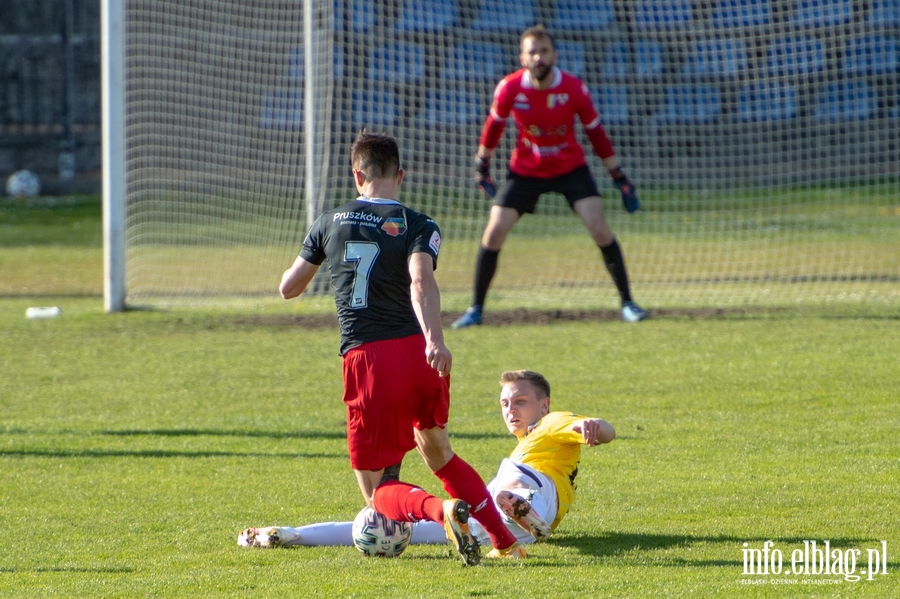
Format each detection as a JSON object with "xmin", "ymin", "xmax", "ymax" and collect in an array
[{"xmin": 277, "ymin": 131, "xmax": 523, "ymax": 562}]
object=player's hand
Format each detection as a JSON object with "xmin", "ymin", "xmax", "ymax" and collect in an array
[
  {"xmin": 573, "ymin": 419, "xmax": 608, "ymax": 446},
  {"xmin": 474, "ymin": 155, "xmax": 496, "ymax": 198},
  {"xmin": 426, "ymin": 342, "xmax": 452, "ymax": 377},
  {"xmin": 611, "ymin": 167, "xmax": 640, "ymax": 213}
]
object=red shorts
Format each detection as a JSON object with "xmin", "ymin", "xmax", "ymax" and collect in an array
[{"xmin": 342, "ymin": 334, "xmax": 450, "ymax": 471}]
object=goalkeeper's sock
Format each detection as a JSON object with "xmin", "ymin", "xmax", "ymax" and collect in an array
[
  {"xmin": 473, "ymin": 247, "xmax": 500, "ymax": 308},
  {"xmin": 435, "ymin": 454, "xmax": 518, "ymax": 550},
  {"xmin": 599, "ymin": 238, "xmax": 633, "ymax": 305},
  {"xmin": 373, "ymin": 480, "xmax": 444, "ymax": 523}
]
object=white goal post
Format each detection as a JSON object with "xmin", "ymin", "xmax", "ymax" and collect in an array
[{"xmin": 104, "ymin": 0, "xmax": 899, "ymax": 312}]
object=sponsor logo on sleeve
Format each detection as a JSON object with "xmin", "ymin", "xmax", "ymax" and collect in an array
[{"xmin": 429, "ymin": 231, "xmax": 441, "ymax": 255}]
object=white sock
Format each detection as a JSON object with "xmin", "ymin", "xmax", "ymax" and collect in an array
[
  {"xmin": 285, "ymin": 522, "xmax": 354, "ymax": 546},
  {"xmin": 271, "ymin": 520, "xmax": 450, "ymax": 547},
  {"xmin": 409, "ymin": 521, "xmax": 449, "ymax": 545}
]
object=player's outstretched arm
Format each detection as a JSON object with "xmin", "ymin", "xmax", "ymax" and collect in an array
[
  {"xmin": 280, "ymin": 256, "xmax": 319, "ymax": 299},
  {"xmin": 408, "ymin": 252, "xmax": 452, "ymax": 377},
  {"xmin": 572, "ymin": 418, "xmax": 616, "ymax": 447}
]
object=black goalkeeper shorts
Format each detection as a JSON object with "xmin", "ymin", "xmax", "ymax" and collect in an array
[{"xmin": 494, "ymin": 165, "xmax": 601, "ymax": 215}]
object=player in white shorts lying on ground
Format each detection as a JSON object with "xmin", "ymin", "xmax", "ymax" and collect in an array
[{"xmin": 238, "ymin": 369, "xmax": 616, "ymax": 550}]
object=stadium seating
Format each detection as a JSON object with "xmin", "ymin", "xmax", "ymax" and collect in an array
[
  {"xmin": 592, "ymin": 86, "xmax": 630, "ymax": 126},
  {"xmin": 351, "ymin": 88, "xmax": 403, "ymax": 126},
  {"xmin": 368, "ymin": 42, "xmax": 425, "ymax": 84},
  {"xmin": 652, "ymin": 84, "xmax": 722, "ymax": 124},
  {"xmin": 394, "ymin": 0, "xmax": 458, "ymax": 33},
  {"xmin": 814, "ymin": 81, "xmax": 877, "ymax": 121},
  {"xmin": 634, "ymin": 1, "xmax": 694, "ymax": 30},
  {"xmin": 441, "ymin": 42, "xmax": 507, "ymax": 84},
  {"xmin": 681, "ymin": 38, "xmax": 749, "ymax": 78},
  {"xmin": 261, "ymin": 45, "xmax": 348, "ymax": 129},
  {"xmin": 842, "ymin": 35, "xmax": 900, "ymax": 76},
  {"xmin": 333, "ymin": 0, "xmax": 376, "ymax": 32},
  {"xmin": 635, "ymin": 40, "xmax": 665, "ymax": 78},
  {"xmin": 710, "ymin": 0, "xmax": 773, "ymax": 29},
  {"xmin": 601, "ymin": 42, "xmax": 631, "ymax": 80},
  {"xmin": 737, "ymin": 81, "xmax": 798, "ymax": 122},
  {"xmin": 765, "ymin": 35, "xmax": 826, "ymax": 77},
  {"xmin": 790, "ymin": 0, "xmax": 853, "ymax": 28},
  {"xmin": 556, "ymin": 41, "xmax": 586, "ymax": 78},
  {"xmin": 551, "ymin": 1, "xmax": 615, "ymax": 31},
  {"xmin": 418, "ymin": 86, "xmax": 487, "ymax": 125},
  {"xmin": 867, "ymin": 0, "xmax": 900, "ymax": 27},
  {"xmin": 469, "ymin": 0, "xmax": 536, "ymax": 32},
  {"xmin": 259, "ymin": 89, "xmax": 303, "ymax": 129}
]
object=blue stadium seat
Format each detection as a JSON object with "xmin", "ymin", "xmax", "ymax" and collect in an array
[
  {"xmin": 259, "ymin": 89, "xmax": 303, "ymax": 129},
  {"xmin": 681, "ymin": 38, "xmax": 749, "ymax": 77},
  {"xmin": 352, "ymin": 88, "xmax": 402, "ymax": 126},
  {"xmin": 842, "ymin": 35, "xmax": 899, "ymax": 76},
  {"xmin": 557, "ymin": 42, "xmax": 586, "ymax": 78},
  {"xmin": 765, "ymin": 36, "xmax": 826, "ymax": 77},
  {"xmin": 790, "ymin": 0, "xmax": 852, "ymax": 28},
  {"xmin": 653, "ymin": 84, "xmax": 722, "ymax": 124},
  {"xmin": 418, "ymin": 86, "xmax": 487, "ymax": 125},
  {"xmin": 441, "ymin": 42, "xmax": 507, "ymax": 84},
  {"xmin": 601, "ymin": 43, "xmax": 631, "ymax": 80},
  {"xmin": 737, "ymin": 81, "xmax": 798, "ymax": 122},
  {"xmin": 368, "ymin": 42, "xmax": 425, "ymax": 84},
  {"xmin": 711, "ymin": 0, "xmax": 772, "ymax": 28},
  {"xmin": 469, "ymin": 0, "xmax": 536, "ymax": 32},
  {"xmin": 635, "ymin": 1, "xmax": 693, "ymax": 30},
  {"xmin": 635, "ymin": 40, "xmax": 665, "ymax": 78},
  {"xmin": 867, "ymin": 0, "xmax": 900, "ymax": 27},
  {"xmin": 552, "ymin": 1, "xmax": 615, "ymax": 31},
  {"xmin": 815, "ymin": 81, "xmax": 876, "ymax": 121},
  {"xmin": 333, "ymin": 0, "xmax": 376, "ymax": 33},
  {"xmin": 394, "ymin": 0, "xmax": 458, "ymax": 33},
  {"xmin": 592, "ymin": 86, "xmax": 630, "ymax": 126}
]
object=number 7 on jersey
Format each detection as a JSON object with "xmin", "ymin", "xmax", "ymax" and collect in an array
[{"xmin": 344, "ymin": 241, "xmax": 380, "ymax": 309}]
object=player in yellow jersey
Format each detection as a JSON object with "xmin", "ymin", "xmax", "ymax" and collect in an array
[
  {"xmin": 239, "ymin": 369, "xmax": 615, "ymax": 555},
  {"xmin": 470, "ymin": 369, "xmax": 616, "ymax": 545}
]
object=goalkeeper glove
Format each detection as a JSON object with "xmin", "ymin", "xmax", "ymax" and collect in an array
[
  {"xmin": 474, "ymin": 155, "xmax": 497, "ymax": 198},
  {"xmin": 611, "ymin": 167, "xmax": 640, "ymax": 213}
]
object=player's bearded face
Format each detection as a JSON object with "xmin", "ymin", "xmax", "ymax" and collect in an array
[{"xmin": 520, "ymin": 37, "xmax": 557, "ymax": 83}]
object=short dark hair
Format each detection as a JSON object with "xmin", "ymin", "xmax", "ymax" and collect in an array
[
  {"xmin": 499, "ymin": 370, "xmax": 551, "ymax": 399},
  {"xmin": 521, "ymin": 24, "xmax": 555, "ymax": 50},
  {"xmin": 351, "ymin": 129, "xmax": 400, "ymax": 181}
]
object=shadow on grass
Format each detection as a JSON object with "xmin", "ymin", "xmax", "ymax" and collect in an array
[
  {"xmin": 3, "ymin": 427, "xmax": 510, "ymax": 441},
  {"xmin": 100, "ymin": 428, "xmax": 348, "ymax": 440},
  {"xmin": 0, "ymin": 448, "xmax": 343, "ymax": 459}
]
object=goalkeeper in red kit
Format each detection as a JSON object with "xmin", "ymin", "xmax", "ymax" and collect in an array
[{"xmin": 452, "ymin": 25, "xmax": 648, "ymax": 329}]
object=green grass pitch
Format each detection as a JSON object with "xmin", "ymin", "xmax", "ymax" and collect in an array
[{"xmin": 1, "ymin": 196, "xmax": 897, "ymax": 597}]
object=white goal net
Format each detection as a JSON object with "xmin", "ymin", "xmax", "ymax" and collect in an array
[{"xmin": 118, "ymin": 0, "xmax": 899, "ymax": 309}]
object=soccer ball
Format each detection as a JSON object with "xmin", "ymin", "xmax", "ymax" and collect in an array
[
  {"xmin": 351, "ymin": 506, "xmax": 411, "ymax": 558},
  {"xmin": 6, "ymin": 170, "xmax": 41, "ymax": 198}
]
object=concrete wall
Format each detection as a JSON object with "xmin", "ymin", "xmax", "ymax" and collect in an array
[{"xmin": 1, "ymin": 0, "xmax": 101, "ymax": 193}]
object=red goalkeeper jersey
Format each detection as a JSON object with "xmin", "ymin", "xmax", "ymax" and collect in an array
[{"xmin": 483, "ymin": 67, "xmax": 613, "ymax": 179}]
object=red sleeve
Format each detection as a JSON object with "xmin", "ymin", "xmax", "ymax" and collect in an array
[
  {"xmin": 479, "ymin": 114, "xmax": 506, "ymax": 150},
  {"xmin": 585, "ymin": 123, "xmax": 615, "ymax": 160},
  {"xmin": 479, "ymin": 75, "xmax": 514, "ymax": 149},
  {"xmin": 577, "ymin": 81, "xmax": 615, "ymax": 160}
]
